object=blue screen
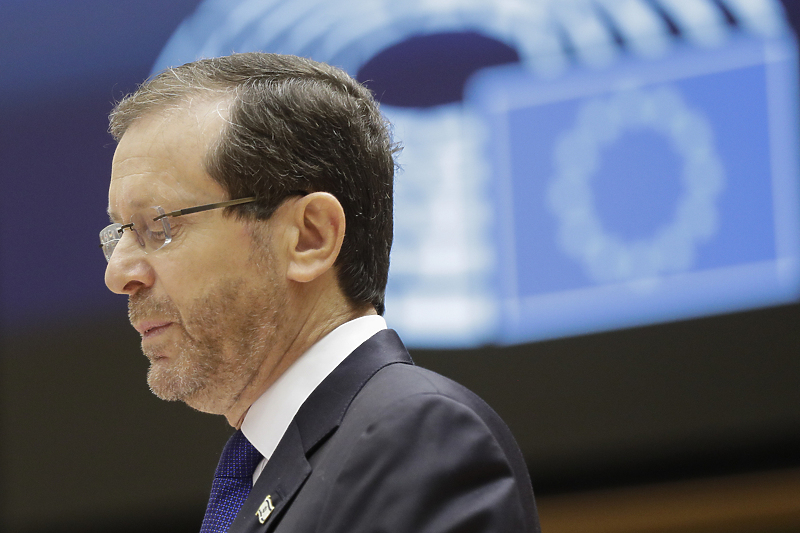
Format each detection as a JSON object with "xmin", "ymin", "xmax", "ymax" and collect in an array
[{"xmin": 469, "ymin": 37, "xmax": 800, "ymax": 343}]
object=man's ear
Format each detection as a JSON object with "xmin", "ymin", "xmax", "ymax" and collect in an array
[{"xmin": 285, "ymin": 192, "xmax": 345, "ymax": 283}]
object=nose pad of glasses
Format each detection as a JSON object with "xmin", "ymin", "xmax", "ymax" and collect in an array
[{"xmin": 128, "ymin": 225, "xmax": 147, "ymax": 249}]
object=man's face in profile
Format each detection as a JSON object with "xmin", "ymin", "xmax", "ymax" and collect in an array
[{"xmin": 104, "ymin": 102, "xmax": 287, "ymax": 415}]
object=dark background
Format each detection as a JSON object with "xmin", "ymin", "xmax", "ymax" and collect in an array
[{"xmin": 1, "ymin": 1, "xmax": 798, "ymax": 531}]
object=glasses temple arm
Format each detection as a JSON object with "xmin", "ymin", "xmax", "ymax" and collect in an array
[{"xmin": 154, "ymin": 197, "xmax": 258, "ymax": 220}]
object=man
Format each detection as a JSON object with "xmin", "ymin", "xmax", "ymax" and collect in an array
[{"xmin": 101, "ymin": 52, "xmax": 540, "ymax": 533}]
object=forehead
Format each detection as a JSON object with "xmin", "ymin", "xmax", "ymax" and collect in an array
[{"xmin": 108, "ymin": 100, "xmax": 229, "ymax": 217}]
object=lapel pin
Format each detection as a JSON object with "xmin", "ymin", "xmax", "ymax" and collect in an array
[{"xmin": 256, "ymin": 494, "xmax": 275, "ymax": 524}]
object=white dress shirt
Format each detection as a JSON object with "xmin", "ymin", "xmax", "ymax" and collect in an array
[{"xmin": 241, "ymin": 315, "xmax": 387, "ymax": 483}]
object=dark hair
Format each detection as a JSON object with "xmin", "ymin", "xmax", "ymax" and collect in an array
[{"xmin": 110, "ymin": 53, "xmax": 398, "ymax": 315}]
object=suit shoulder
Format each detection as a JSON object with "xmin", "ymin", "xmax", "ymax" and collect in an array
[
  {"xmin": 351, "ymin": 362, "xmax": 534, "ymax": 493},
  {"xmin": 313, "ymin": 362, "xmax": 540, "ymax": 533},
  {"xmin": 357, "ymin": 362, "xmax": 506, "ymax": 428}
]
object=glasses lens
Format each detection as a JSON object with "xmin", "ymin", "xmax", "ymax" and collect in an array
[
  {"xmin": 99, "ymin": 223, "xmax": 123, "ymax": 262},
  {"xmin": 129, "ymin": 207, "xmax": 171, "ymax": 253}
]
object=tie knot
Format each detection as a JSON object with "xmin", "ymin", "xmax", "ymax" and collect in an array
[{"xmin": 215, "ymin": 429, "xmax": 263, "ymax": 480}]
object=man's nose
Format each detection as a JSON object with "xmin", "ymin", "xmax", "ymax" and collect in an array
[{"xmin": 104, "ymin": 234, "xmax": 155, "ymax": 295}]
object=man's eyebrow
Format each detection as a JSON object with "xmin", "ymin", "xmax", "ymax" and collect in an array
[{"xmin": 107, "ymin": 198, "xmax": 157, "ymax": 222}]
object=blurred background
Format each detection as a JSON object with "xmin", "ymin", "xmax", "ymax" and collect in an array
[{"xmin": 2, "ymin": 0, "xmax": 799, "ymax": 531}]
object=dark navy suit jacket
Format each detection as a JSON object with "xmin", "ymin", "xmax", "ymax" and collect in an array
[{"xmin": 229, "ymin": 329, "xmax": 541, "ymax": 533}]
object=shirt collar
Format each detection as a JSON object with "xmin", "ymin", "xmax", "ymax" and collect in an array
[{"xmin": 241, "ymin": 314, "xmax": 387, "ymax": 462}]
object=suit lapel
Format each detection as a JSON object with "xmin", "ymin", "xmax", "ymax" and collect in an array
[
  {"xmin": 229, "ymin": 421, "xmax": 309, "ymax": 533},
  {"xmin": 228, "ymin": 329, "xmax": 412, "ymax": 533}
]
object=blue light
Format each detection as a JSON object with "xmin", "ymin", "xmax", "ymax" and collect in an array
[
  {"xmin": 150, "ymin": 0, "xmax": 800, "ymax": 347},
  {"xmin": 468, "ymin": 36, "xmax": 800, "ymax": 344}
]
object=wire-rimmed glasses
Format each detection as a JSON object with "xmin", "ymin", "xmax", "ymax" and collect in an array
[{"xmin": 99, "ymin": 197, "xmax": 257, "ymax": 262}]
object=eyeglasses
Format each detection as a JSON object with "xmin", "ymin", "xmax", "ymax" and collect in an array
[{"xmin": 99, "ymin": 197, "xmax": 257, "ymax": 262}]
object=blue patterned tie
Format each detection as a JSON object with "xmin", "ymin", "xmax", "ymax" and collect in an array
[{"xmin": 200, "ymin": 430, "xmax": 264, "ymax": 533}]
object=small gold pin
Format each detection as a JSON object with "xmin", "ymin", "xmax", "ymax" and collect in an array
[{"xmin": 256, "ymin": 494, "xmax": 275, "ymax": 524}]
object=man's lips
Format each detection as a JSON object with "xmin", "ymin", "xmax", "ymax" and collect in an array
[{"xmin": 134, "ymin": 320, "xmax": 174, "ymax": 338}]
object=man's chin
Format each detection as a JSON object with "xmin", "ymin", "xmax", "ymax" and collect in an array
[
  {"xmin": 147, "ymin": 365, "xmax": 202, "ymax": 402},
  {"xmin": 146, "ymin": 366, "xmax": 231, "ymax": 414}
]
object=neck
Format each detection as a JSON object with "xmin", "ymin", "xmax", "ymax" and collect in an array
[{"xmin": 223, "ymin": 293, "xmax": 376, "ymax": 427}]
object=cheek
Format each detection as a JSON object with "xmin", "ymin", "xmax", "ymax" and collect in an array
[
  {"xmin": 174, "ymin": 226, "xmax": 252, "ymax": 272},
  {"xmin": 152, "ymin": 222, "xmax": 270, "ymax": 304},
  {"xmin": 150, "ymin": 264, "xmax": 193, "ymax": 315},
  {"xmin": 210, "ymin": 224, "xmax": 276, "ymax": 276}
]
